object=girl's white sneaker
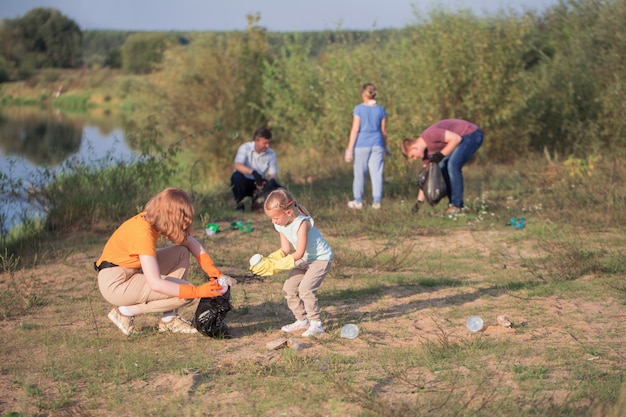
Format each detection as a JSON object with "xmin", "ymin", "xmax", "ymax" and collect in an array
[
  {"xmin": 281, "ymin": 319, "xmax": 309, "ymax": 332},
  {"xmin": 302, "ymin": 320, "xmax": 325, "ymax": 337}
]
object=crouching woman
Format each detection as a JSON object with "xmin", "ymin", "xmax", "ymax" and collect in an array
[{"xmin": 95, "ymin": 187, "xmax": 231, "ymax": 336}]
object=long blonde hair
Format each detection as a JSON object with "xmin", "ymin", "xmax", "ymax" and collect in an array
[
  {"xmin": 143, "ymin": 187, "xmax": 194, "ymax": 244},
  {"xmin": 264, "ymin": 188, "xmax": 310, "ymax": 217}
]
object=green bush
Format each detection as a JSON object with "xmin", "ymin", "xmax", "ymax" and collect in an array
[{"xmin": 121, "ymin": 32, "xmax": 175, "ymax": 74}]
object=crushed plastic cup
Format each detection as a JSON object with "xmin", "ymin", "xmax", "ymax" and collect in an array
[
  {"xmin": 466, "ymin": 315, "xmax": 484, "ymax": 332},
  {"xmin": 340, "ymin": 324, "xmax": 359, "ymax": 339},
  {"xmin": 217, "ymin": 276, "xmax": 229, "ymax": 294},
  {"xmin": 249, "ymin": 254, "xmax": 262, "ymax": 267}
]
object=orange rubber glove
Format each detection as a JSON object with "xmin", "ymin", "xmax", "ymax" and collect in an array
[
  {"xmin": 179, "ymin": 279, "xmax": 223, "ymax": 299},
  {"xmin": 197, "ymin": 253, "xmax": 222, "ymax": 278}
]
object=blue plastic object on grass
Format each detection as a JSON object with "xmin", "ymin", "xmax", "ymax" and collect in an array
[{"xmin": 508, "ymin": 217, "xmax": 525, "ymax": 229}]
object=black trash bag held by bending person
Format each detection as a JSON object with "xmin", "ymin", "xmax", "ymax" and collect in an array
[
  {"xmin": 423, "ymin": 161, "xmax": 447, "ymax": 206},
  {"xmin": 193, "ymin": 287, "xmax": 232, "ymax": 338}
]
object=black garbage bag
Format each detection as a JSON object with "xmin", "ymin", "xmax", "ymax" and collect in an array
[
  {"xmin": 423, "ymin": 161, "xmax": 447, "ymax": 206},
  {"xmin": 193, "ymin": 288, "xmax": 233, "ymax": 338},
  {"xmin": 416, "ymin": 167, "xmax": 428, "ymax": 190}
]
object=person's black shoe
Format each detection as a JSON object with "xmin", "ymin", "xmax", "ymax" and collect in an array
[{"xmin": 235, "ymin": 203, "xmax": 245, "ymax": 212}]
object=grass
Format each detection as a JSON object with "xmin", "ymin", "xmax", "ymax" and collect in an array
[{"xmin": 1, "ymin": 151, "xmax": 626, "ymax": 416}]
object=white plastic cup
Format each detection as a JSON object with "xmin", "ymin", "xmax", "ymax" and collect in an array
[
  {"xmin": 217, "ymin": 276, "xmax": 229, "ymax": 294},
  {"xmin": 249, "ymin": 254, "xmax": 263, "ymax": 267},
  {"xmin": 340, "ymin": 324, "xmax": 359, "ymax": 339},
  {"xmin": 466, "ymin": 315, "xmax": 484, "ymax": 332}
]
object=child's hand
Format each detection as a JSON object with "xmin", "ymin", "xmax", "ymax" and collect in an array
[
  {"xmin": 268, "ymin": 249, "xmax": 285, "ymax": 260},
  {"xmin": 270, "ymin": 255, "xmax": 295, "ymax": 272},
  {"xmin": 250, "ymin": 257, "xmax": 273, "ymax": 276},
  {"xmin": 249, "ymin": 255, "xmax": 295, "ymax": 276}
]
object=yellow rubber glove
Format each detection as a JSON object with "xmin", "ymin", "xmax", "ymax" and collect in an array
[
  {"xmin": 271, "ymin": 254, "xmax": 295, "ymax": 272},
  {"xmin": 250, "ymin": 257, "xmax": 273, "ymax": 276},
  {"xmin": 249, "ymin": 255, "xmax": 295, "ymax": 276},
  {"xmin": 268, "ymin": 249, "xmax": 286, "ymax": 260}
]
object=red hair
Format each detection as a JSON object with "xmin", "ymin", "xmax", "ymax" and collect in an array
[{"xmin": 143, "ymin": 187, "xmax": 194, "ymax": 244}]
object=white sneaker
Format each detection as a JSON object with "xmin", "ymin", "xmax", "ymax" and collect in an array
[
  {"xmin": 108, "ymin": 307, "xmax": 137, "ymax": 336},
  {"xmin": 281, "ymin": 319, "xmax": 309, "ymax": 333},
  {"xmin": 158, "ymin": 316, "xmax": 198, "ymax": 334},
  {"xmin": 302, "ymin": 320, "xmax": 325, "ymax": 337},
  {"xmin": 347, "ymin": 201, "xmax": 363, "ymax": 209},
  {"xmin": 372, "ymin": 202, "xmax": 381, "ymax": 209}
]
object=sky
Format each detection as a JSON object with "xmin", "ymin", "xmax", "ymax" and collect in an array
[{"xmin": 0, "ymin": 0, "xmax": 560, "ymax": 32}]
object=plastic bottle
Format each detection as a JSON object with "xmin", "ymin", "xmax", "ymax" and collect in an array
[
  {"xmin": 466, "ymin": 315, "xmax": 484, "ymax": 332},
  {"xmin": 249, "ymin": 254, "xmax": 263, "ymax": 267},
  {"xmin": 340, "ymin": 323, "xmax": 359, "ymax": 339}
]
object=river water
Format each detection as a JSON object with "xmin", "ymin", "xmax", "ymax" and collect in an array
[{"xmin": 0, "ymin": 108, "xmax": 135, "ymax": 233}]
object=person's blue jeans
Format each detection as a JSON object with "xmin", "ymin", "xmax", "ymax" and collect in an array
[
  {"xmin": 353, "ymin": 146, "xmax": 385, "ymax": 203},
  {"xmin": 440, "ymin": 129, "xmax": 483, "ymax": 208}
]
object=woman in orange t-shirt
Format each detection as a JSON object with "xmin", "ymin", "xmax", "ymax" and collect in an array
[{"xmin": 95, "ymin": 187, "xmax": 232, "ymax": 336}]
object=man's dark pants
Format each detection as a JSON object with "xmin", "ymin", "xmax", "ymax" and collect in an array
[{"xmin": 230, "ymin": 171, "xmax": 280, "ymax": 211}]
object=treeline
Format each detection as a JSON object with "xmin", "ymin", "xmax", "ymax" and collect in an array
[
  {"xmin": 123, "ymin": 0, "xmax": 625, "ymax": 180},
  {"xmin": 2, "ymin": 0, "xmax": 625, "ymax": 171},
  {"xmin": 0, "ymin": 7, "xmax": 186, "ymax": 78},
  {"xmin": 0, "ymin": 8, "xmax": 396, "ymax": 80}
]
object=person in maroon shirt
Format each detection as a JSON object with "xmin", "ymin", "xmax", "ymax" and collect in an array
[{"xmin": 401, "ymin": 119, "xmax": 483, "ymax": 215}]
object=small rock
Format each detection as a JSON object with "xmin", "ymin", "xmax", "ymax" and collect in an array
[
  {"xmin": 497, "ymin": 314, "xmax": 513, "ymax": 328},
  {"xmin": 266, "ymin": 337, "xmax": 288, "ymax": 350}
]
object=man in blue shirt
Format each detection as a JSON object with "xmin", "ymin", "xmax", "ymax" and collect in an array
[{"xmin": 231, "ymin": 127, "xmax": 281, "ymax": 212}]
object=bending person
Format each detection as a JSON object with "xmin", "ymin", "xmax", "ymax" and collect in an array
[{"xmin": 401, "ymin": 119, "xmax": 483, "ymax": 215}]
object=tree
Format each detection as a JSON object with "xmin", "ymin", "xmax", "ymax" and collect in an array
[
  {"xmin": 0, "ymin": 7, "xmax": 82, "ymax": 79},
  {"xmin": 121, "ymin": 32, "xmax": 173, "ymax": 74}
]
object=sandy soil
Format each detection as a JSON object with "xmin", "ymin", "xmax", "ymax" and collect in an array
[{"xmin": 1, "ymin": 226, "xmax": 625, "ymax": 416}]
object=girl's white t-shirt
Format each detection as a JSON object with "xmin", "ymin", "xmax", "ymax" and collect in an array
[{"xmin": 274, "ymin": 215, "xmax": 333, "ymax": 262}]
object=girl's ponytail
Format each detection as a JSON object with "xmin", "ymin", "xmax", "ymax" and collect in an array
[{"xmin": 265, "ymin": 188, "xmax": 310, "ymax": 217}]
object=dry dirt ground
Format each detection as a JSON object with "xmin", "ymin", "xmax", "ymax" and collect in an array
[{"xmin": 1, "ymin": 224, "xmax": 625, "ymax": 416}]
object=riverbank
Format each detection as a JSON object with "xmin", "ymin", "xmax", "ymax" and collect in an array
[{"xmin": 0, "ymin": 67, "xmax": 126, "ymax": 116}]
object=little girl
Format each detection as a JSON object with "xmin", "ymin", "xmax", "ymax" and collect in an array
[{"xmin": 253, "ymin": 188, "xmax": 333, "ymax": 337}]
